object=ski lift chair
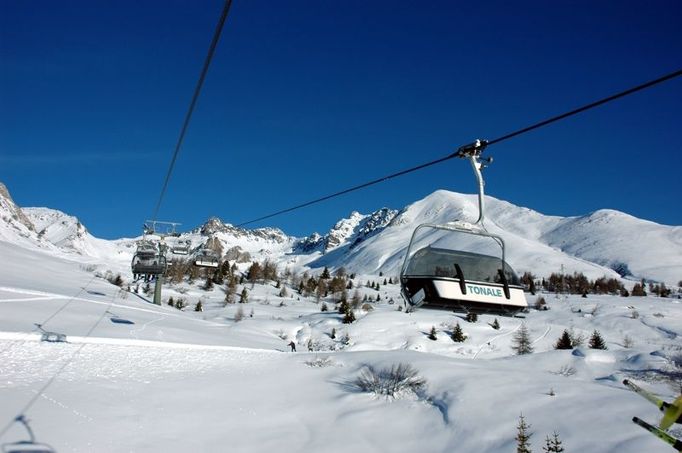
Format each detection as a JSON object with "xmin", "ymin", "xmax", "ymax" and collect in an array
[
  {"xmin": 193, "ymin": 249, "xmax": 219, "ymax": 268},
  {"xmin": 171, "ymin": 239, "xmax": 191, "ymax": 256},
  {"xmin": 400, "ymin": 140, "xmax": 528, "ymax": 315},
  {"xmin": 134, "ymin": 240, "xmax": 158, "ymax": 259},
  {"xmin": 131, "ymin": 253, "xmax": 167, "ymax": 278}
]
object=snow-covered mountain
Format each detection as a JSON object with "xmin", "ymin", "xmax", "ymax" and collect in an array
[
  {"xmin": 1, "ymin": 182, "xmax": 680, "ymax": 285},
  {"xmin": 1, "ymin": 182, "xmax": 681, "ymax": 453}
]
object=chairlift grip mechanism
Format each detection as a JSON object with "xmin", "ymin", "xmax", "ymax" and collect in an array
[{"xmin": 455, "ymin": 139, "xmax": 490, "ymax": 226}]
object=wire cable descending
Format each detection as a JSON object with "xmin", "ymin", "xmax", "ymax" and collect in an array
[
  {"xmin": 236, "ymin": 68, "xmax": 682, "ymax": 227},
  {"xmin": 152, "ymin": 0, "xmax": 234, "ymax": 222}
]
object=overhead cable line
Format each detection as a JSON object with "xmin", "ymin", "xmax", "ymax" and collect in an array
[
  {"xmin": 152, "ymin": 0, "xmax": 234, "ymax": 222},
  {"xmin": 237, "ymin": 68, "xmax": 682, "ymax": 227}
]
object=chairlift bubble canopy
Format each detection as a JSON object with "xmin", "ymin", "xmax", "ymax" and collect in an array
[
  {"xmin": 399, "ymin": 140, "xmax": 528, "ymax": 315},
  {"xmin": 400, "ymin": 223, "xmax": 527, "ymax": 314}
]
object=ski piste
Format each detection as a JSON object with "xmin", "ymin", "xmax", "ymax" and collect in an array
[{"xmin": 623, "ymin": 379, "xmax": 682, "ymax": 451}]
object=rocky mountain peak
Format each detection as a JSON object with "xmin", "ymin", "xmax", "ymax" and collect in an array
[{"xmin": 0, "ymin": 182, "xmax": 35, "ymax": 233}]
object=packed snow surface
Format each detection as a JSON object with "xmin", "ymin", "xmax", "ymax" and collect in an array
[{"xmin": 1, "ymin": 238, "xmax": 681, "ymax": 452}]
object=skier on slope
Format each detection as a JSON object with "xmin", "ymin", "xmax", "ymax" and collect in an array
[{"xmin": 288, "ymin": 341, "xmax": 296, "ymax": 352}]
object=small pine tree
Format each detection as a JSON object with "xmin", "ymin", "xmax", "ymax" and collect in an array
[
  {"xmin": 466, "ymin": 312, "xmax": 478, "ymax": 323},
  {"xmin": 203, "ymin": 276, "xmax": 214, "ymax": 291},
  {"xmin": 338, "ymin": 299, "xmax": 349, "ymax": 314},
  {"xmin": 512, "ymin": 324, "xmax": 534, "ymax": 355},
  {"xmin": 554, "ymin": 330, "xmax": 573, "ymax": 350},
  {"xmin": 490, "ymin": 318, "xmax": 500, "ymax": 330},
  {"xmin": 451, "ymin": 323, "xmax": 467, "ymax": 342},
  {"xmin": 543, "ymin": 431, "xmax": 564, "ymax": 452},
  {"xmin": 239, "ymin": 288, "xmax": 249, "ymax": 304},
  {"xmin": 588, "ymin": 330, "xmax": 607, "ymax": 350},
  {"xmin": 321, "ymin": 302, "xmax": 329, "ymax": 312},
  {"xmin": 278, "ymin": 286, "xmax": 288, "ymax": 298},
  {"xmin": 113, "ymin": 274, "xmax": 124, "ymax": 287},
  {"xmin": 343, "ymin": 308, "xmax": 356, "ymax": 324},
  {"xmin": 516, "ymin": 413, "xmax": 533, "ymax": 453},
  {"xmin": 194, "ymin": 301, "xmax": 203, "ymax": 312},
  {"xmin": 428, "ymin": 326, "xmax": 437, "ymax": 341},
  {"xmin": 631, "ymin": 283, "xmax": 646, "ymax": 296},
  {"xmin": 330, "ymin": 327, "xmax": 336, "ymax": 339},
  {"xmin": 168, "ymin": 297, "xmax": 175, "ymax": 307},
  {"xmin": 320, "ymin": 266, "xmax": 330, "ymax": 279}
]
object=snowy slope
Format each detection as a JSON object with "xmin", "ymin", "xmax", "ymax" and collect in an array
[
  {"xmin": 540, "ymin": 209, "xmax": 682, "ymax": 284},
  {"xmin": 1, "ymin": 234, "xmax": 681, "ymax": 452},
  {"xmin": 311, "ymin": 191, "xmax": 682, "ymax": 285}
]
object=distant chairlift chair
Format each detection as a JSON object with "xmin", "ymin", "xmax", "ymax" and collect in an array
[
  {"xmin": 193, "ymin": 249, "xmax": 220, "ymax": 268},
  {"xmin": 170, "ymin": 239, "xmax": 191, "ymax": 256},
  {"xmin": 131, "ymin": 240, "xmax": 167, "ymax": 281}
]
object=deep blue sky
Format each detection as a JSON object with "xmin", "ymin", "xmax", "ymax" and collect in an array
[{"xmin": 2, "ymin": 1, "xmax": 681, "ymax": 239}]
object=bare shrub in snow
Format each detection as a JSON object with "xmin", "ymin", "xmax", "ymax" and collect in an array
[
  {"xmin": 534, "ymin": 296, "xmax": 547, "ymax": 310},
  {"xmin": 305, "ymin": 356, "xmax": 333, "ymax": 368},
  {"xmin": 274, "ymin": 329, "xmax": 287, "ymax": 340},
  {"xmin": 352, "ymin": 363, "xmax": 426, "ymax": 397},
  {"xmin": 553, "ymin": 364, "xmax": 577, "ymax": 377},
  {"xmin": 622, "ymin": 335, "xmax": 635, "ymax": 348}
]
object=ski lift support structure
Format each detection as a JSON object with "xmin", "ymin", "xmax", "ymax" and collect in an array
[{"xmin": 132, "ymin": 221, "xmax": 184, "ymax": 305}]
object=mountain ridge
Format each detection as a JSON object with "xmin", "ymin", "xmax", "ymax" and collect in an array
[{"xmin": 0, "ymin": 182, "xmax": 679, "ymax": 285}]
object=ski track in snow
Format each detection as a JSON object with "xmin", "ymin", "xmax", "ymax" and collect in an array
[
  {"xmin": 0, "ymin": 285, "xmax": 228, "ymax": 327},
  {"xmin": 472, "ymin": 322, "xmax": 522, "ymax": 359},
  {"xmin": 37, "ymin": 390, "xmax": 95, "ymax": 423},
  {"xmin": 532, "ymin": 325, "xmax": 552, "ymax": 345}
]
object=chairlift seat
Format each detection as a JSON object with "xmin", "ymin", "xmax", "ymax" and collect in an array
[
  {"xmin": 131, "ymin": 254, "xmax": 167, "ymax": 276},
  {"xmin": 193, "ymin": 249, "xmax": 219, "ymax": 268},
  {"xmin": 400, "ymin": 226, "xmax": 528, "ymax": 315}
]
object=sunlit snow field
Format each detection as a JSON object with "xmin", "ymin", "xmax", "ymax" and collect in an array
[{"xmin": 1, "ymin": 240, "xmax": 681, "ymax": 452}]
